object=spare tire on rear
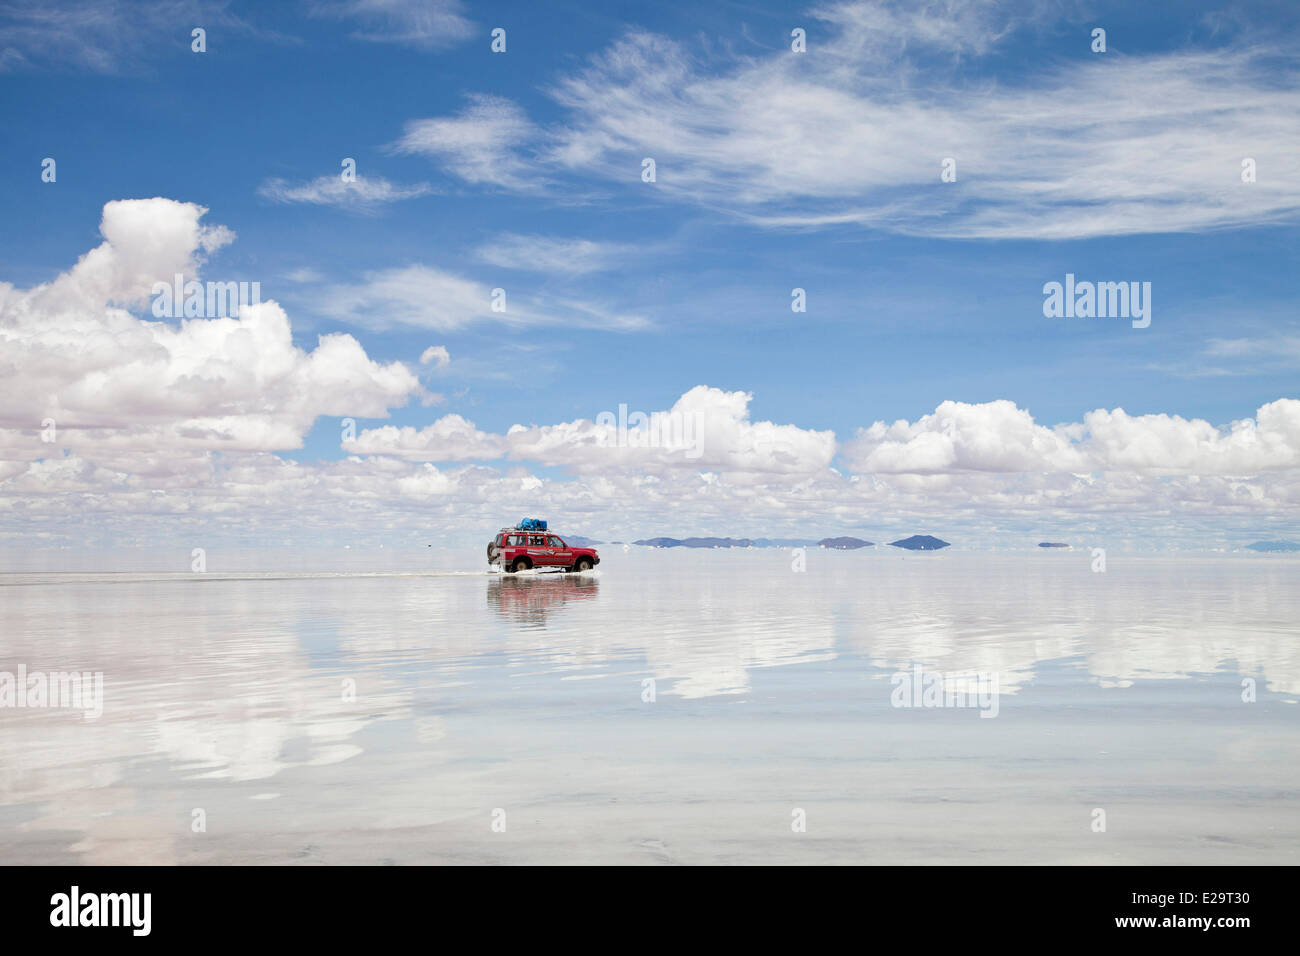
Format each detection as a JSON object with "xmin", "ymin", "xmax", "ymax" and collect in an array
[{"xmin": 487, "ymin": 541, "xmax": 500, "ymax": 564}]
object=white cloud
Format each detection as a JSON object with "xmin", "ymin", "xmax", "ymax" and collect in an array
[
  {"xmin": 344, "ymin": 386, "xmax": 838, "ymax": 475},
  {"xmin": 525, "ymin": 2, "xmax": 1300, "ymax": 238},
  {"xmin": 0, "ymin": 198, "xmax": 425, "ymax": 457},
  {"xmin": 420, "ymin": 345, "xmax": 450, "ymax": 368},
  {"xmin": 846, "ymin": 398, "xmax": 1300, "ymax": 476},
  {"xmin": 3, "ymin": 202, "xmax": 1300, "ymax": 549},
  {"xmin": 5, "ymin": 435, "xmax": 1300, "ymax": 552},
  {"xmin": 474, "ymin": 234, "xmax": 632, "ymax": 274},
  {"xmin": 0, "ymin": 0, "xmax": 290, "ymax": 73},
  {"xmin": 390, "ymin": 94, "xmax": 539, "ymax": 190},
  {"xmin": 311, "ymin": 0, "xmax": 474, "ymax": 50},
  {"xmin": 259, "ymin": 174, "xmax": 432, "ymax": 210},
  {"xmin": 1082, "ymin": 401, "xmax": 1300, "ymax": 475},
  {"xmin": 316, "ymin": 263, "xmax": 647, "ymax": 331},
  {"xmin": 343, "ymin": 414, "xmax": 507, "ymax": 462},
  {"xmin": 846, "ymin": 400, "xmax": 1088, "ymax": 474}
]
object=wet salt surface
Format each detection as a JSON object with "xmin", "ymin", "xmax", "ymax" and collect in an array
[{"xmin": 0, "ymin": 549, "xmax": 1296, "ymax": 864}]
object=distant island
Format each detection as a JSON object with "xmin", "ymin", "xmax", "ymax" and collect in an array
[
  {"xmin": 1037, "ymin": 542, "xmax": 1071, "ymax": 548},
  {"xmin": 1245, "ymin": 540, "xmax": 1300, "ymax": 552},
  {"xmin": 888, "ymin": 535, "xmax": 950, "ymax": 551},
  {"xmin": 818, "ymin": 537, "xmax": 874, "ymax": 549}
]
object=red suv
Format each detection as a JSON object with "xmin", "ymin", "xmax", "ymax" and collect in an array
[{"xmin": 487, "ymin": 529, "xmax": 601, "ymax": 573}]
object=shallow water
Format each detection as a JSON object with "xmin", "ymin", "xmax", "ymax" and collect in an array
[{"xmin": 0, "ymin": 548, "xmax": 1296, "ymax": 864}]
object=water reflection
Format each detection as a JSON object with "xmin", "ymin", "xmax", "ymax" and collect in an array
[
  {"xmin": 486, "ymin": 572, "xmax": 599, "ymax": 626},
  {"xmin": 0, "ymin": 552, "xmax": 1297, "ymax": 862}
]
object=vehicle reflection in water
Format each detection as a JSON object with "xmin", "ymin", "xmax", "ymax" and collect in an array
[{"xmin": 486, "ymin": 571, "xmax": 600, "ymax": 627}]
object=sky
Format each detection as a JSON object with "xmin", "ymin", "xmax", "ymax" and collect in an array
[{"xmin": 1, "ymin": 0, "xmax": 1298, "ymax": 551}]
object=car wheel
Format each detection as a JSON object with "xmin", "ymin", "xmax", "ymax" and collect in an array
[
  {"xmin": 574, "ymin": 557, "xmax": 593, "ymax": 572},
  {"xmin": 511, "ymin": 557, "xmax": 530, "ymax": 573}
]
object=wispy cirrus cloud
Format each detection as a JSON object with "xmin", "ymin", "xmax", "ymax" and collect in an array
[
  {"xmin": 546, "ymin": 16, "xmax": 1300, "ymax": 238},
  {"xmin": 309, "ymin": 0, "xmax": 474, "ymax": 50},
  {"xmin": 392, "ymin": 0, "xmax": 1300, "ymax": 239},
  {"xmin": 315, "ymin": 264, "xmax": 648, "ymax": 332},
  {"xmin": 0, "ymin": 0, "xmax": 294, "ymax": 73},
  {"xmin": 258, "ymin": 174, "xmax": 433, "ymax": 211},
  {"xmin": 389, "ymin": 94, "xmax": 541, "ymax": 191},
  {"xmin": 473, "ymin": 233, "xmax": 636, "ymax": 274}
]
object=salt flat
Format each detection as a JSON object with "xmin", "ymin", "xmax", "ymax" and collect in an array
[{"xmin": 0, "ymin": 548, "xmax": 1295, "ymax": 865}]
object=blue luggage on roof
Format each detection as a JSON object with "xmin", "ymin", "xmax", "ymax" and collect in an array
[{"xmin": 517, "ymin": 517, "xmax": 547, "ymax": 531}]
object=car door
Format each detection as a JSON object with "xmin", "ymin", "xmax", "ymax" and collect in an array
[
  {"xmin": 528, "ymin": 534, "xmax": 555, "ymax": 566},
  {"xmin": 546, "ymin": 535, "xmax": 573, "ymax": 567}
]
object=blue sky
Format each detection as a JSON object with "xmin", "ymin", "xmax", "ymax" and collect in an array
[{"xmin": 2, "ymin": 0, "xmax": 1299, "ymax": 548}]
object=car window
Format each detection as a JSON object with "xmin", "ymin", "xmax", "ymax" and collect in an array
[
  {"xmin": 529, "ymin": 535, "xmax": 546, "ymax": 546},
  {"xmin": 547, "ymin": 536, "xmax": 564, "ymax": 547},
  {"xmin": 509, "ymin": 534, "xmax": 525, "ymax": 546}
]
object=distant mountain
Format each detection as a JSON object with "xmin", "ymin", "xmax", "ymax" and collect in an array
[
  {"xmin": 753, "ymin": 538, "xmax": 821, "ymax": 547},
  {"xmin": 888, "ymin": 534, "xmax": 950, "ymax": 551},
  {"xmin": 818, "ymin": 537, "xmax": 874, "ymax": 549},
  {"xmin": 633, "ymin": 537, "xmax": 755, "ymax": 548},
  {"xmin": 564, "ymin": 536, "xmax": 602, "ymax": 547},
  {"xmin": 1037, "ymin": 542, "xmax": 1071, "ymax": 548},
  {"xmin": 1245, "ymin": 540, "xmax": 1300, "ymax": 552}
]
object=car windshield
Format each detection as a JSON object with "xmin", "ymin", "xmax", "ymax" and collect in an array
[{"xmin": 547, "ymin": 536, "xmax": 563, "ymax": 547}]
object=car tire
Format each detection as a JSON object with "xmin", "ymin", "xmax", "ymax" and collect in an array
[
  {"xmin": 574, "ymin": 557, "xmax": 593, "ymax": 572},
  {"xmin": 511, "ymin": 557, "xmax": 530, "ymax": 573}
]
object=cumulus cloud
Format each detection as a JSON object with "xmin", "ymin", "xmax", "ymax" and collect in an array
[
  {"xmin": 4, "ymin": 436, "xmax": 1300, "ymax": 552},
  {"xmin": 846, "ymin": 398, "xmax": 1300, "ymax": 476},
  {"xmin": 846, "ymin": 400, "xmax": 1089, "ymax": 474},
  {"xmin": 1082, "ymin": 401, "xmax": 1300, "ymax": 475},
  {"xmin": 344, "ymin": 386, "xmax": 838, "ymax": 475},
  {"xmin": 3, "ymin": 201, "xmax": 1299, "ymax": 549},
  {"xmin": 343, "ymin": 414, "xmax": 507, "ymax": 462},
  {"xmin": 420, "ymin": 345, "xmax": 450, "ymax": 368},
  {"xmin": 0, "ymin": 198, "xmax": 425, "ymax": 457}
]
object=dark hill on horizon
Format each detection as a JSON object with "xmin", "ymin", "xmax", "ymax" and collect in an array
[
  {"xmin": 818, "ymin": 537, "xmax": 874, "ymax": 549},
  {"xmin": 1245, "ymin": 540, "xmax": 1300, "ymax": 552},
  {"xmin": 889, "ymin": 535, "xmax": 950, "ymax": 551}
]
